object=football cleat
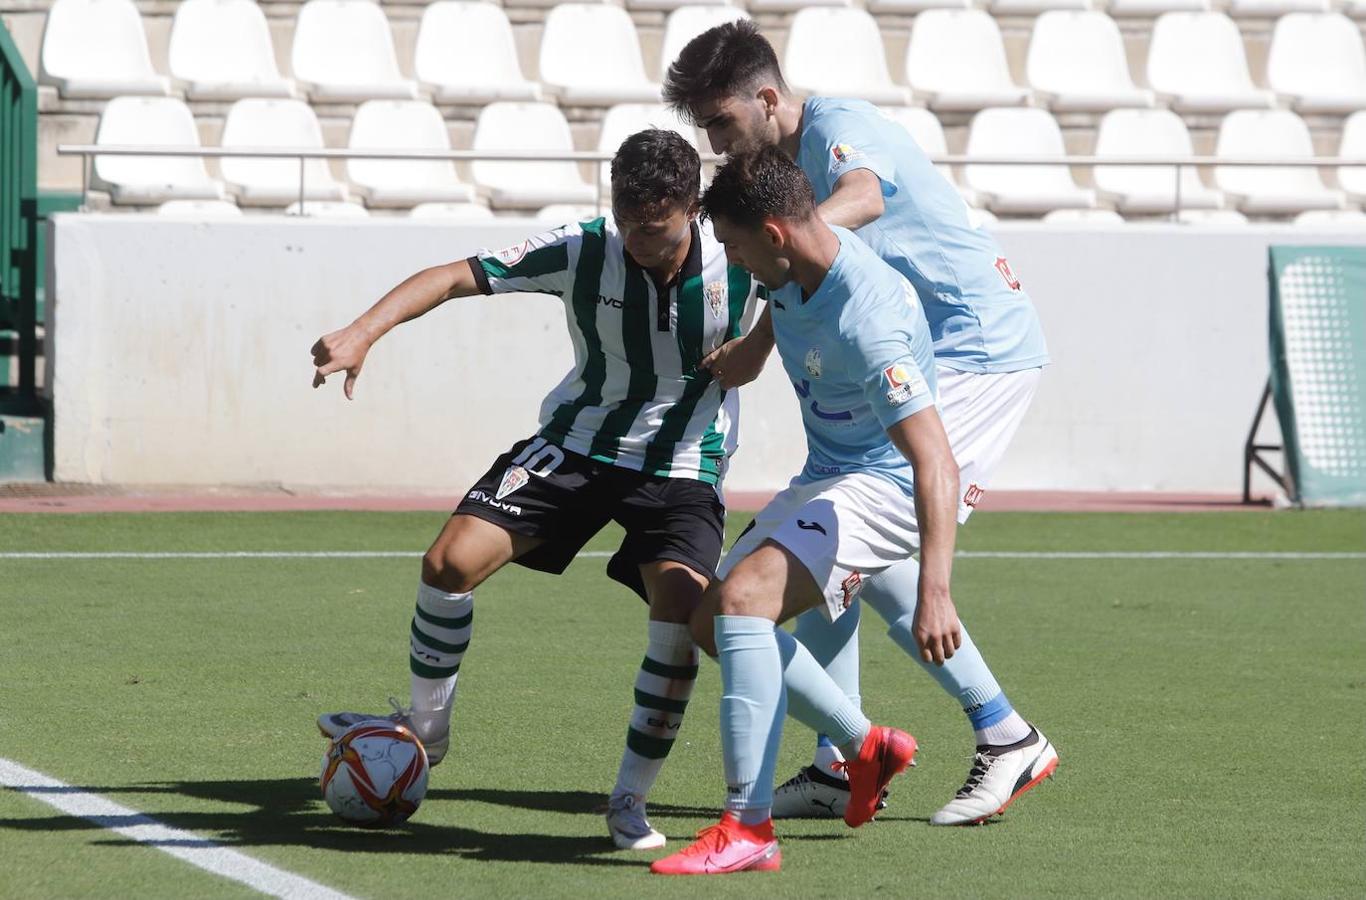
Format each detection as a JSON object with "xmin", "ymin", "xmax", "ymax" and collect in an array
[
  {"xmin": 317, "ymin": 698, "xmax": 450, "ymax": 767},
  {"xmin": 771, "ymin": 765, "xmax": 891, "ymax": 819},
  {"xmin": 930, "ymin": 726, "xmax": 1058, "ymax": 826},
  {"xmin": 606, "ymin": 793, "xmax": 666, "ymax": 850},
  {"xmin": 650, "ymin": 812, "xmax": 780, "ymax": 876},
  {"xmin": 841, "ymin": 725, "xmax": 918, "ymax": 828}
]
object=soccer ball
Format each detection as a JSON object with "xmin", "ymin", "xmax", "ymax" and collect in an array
[{"xmin": 320, "ymin": 721, "xmax": 430, "ymax": 827}]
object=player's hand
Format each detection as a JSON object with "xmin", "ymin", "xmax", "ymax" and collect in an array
[
  {"xmin": 311, "ymin": 324, "xmax": 372, "ymax": 400},
  {"xmin": 701, "ymin": 334, "xmax": 768, "ymax": 389},
  {"xmin": 912, "ymin": 583, "xmax": 962, "ymax": 666}
]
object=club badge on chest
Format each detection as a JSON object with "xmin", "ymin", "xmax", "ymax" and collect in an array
[{"xmin": 805, "ymin": 347, "xmax": 823, "ymax": 378}]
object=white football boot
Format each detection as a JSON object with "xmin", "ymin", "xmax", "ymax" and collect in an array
[
  {"xmin": 771, "ymin": 764, "xmax": 892, "ymax": 819},
  {"xmin": 317, "ymin": 698, "xmax": 451, "ymax": 766},
  {"xmin": 605, "ymin": 793, "xmax": 666, "ymax": 850},
  {"xmin": 930, "ymin": 726, "xmax": 1058, "ymax": 826}
]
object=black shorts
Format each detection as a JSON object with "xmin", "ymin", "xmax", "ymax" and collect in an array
[{"xmin": 454, "ymin": 435, "xmax": 726, "ymax": 601}]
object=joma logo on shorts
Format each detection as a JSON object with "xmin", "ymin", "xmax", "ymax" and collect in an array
[{"xmin": 468, "ymin": 490, "xmax": 523, "ymax": 515}]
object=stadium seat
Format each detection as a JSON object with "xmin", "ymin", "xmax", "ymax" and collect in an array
[
  {"xmin": 868, "ymin": 0, "xmax": 972, "ymax": 11},
  {"xmin": 596, "ymin": 104, "xmax": 698, "ymax": 190},
  {"xmin": 1109, "ymin": 0, "xmax": 1211, "ymax": 14},
  {"xmin": 784, "ymin": 9, "xmax": 911, "ymax": 106},
  {"xmin": 1337, "ymin": 112, "xmax": 1366, "ymax": 202},
  {"xmin": 1093, "ymin": 109, "xmax": 1223, "ymax": 214},
  {"xmin": 167, "ymin": 0, "xmax": 294, "ymax": 101},
  {"xmin": 1265, "ymin": 14, "xmax": 1366, "ymax": 114},
  {"xmin": 1026, "ymin": 12, "xmax": 1155, "ymax": 112},
  {"xmin": 1214, "ymin": 110, "xmax": 1345, "ymax": 215},
  {"xmin": 1175, "ymin": 208, "xmax": 1248, "ymax": 224},
  {"xmin": 748, "ymin": 0, "xmax": 851, "ymax": 11},
  {"xmin": 1041, "ymin": 209, "xmax": 1125, "ymax": 224},
  {"xmin": 220, "ymin": 99, "xmax": 347, "ymax": 206},
  {"xmin": 990, "ymin": 0, "xmax": 1096, "ymax": 14},
  {"xmin": 1228, "ymin": 0, "xmax": 1330, "ymax": 16},
  {"xmin": 539, "ymin": 5, "xmax": 661, "ymax": 106},
  {"xmin": 1293, "ymin": 209, "xmax": 1366, "ymax": 225},
  {"xmin": 409, "ymin": 202, "xmax": 496, "ymax": 220},
  {"xmin": 285, "ymin": 200, "xmax": 370, "ymax": 217},
  {"xmin": 39, "ymin": 0, "xmax": 171, "ymax": 98},
  {"xmin": 415, "ymin": 2, "xmax": 541, "ymax": 104},
  {"xmin": 1146, "ymin": 13, "xmax": 1276, "ymax": 113},
  {"xmin": 157, "ymin": 200, "xmax": 243, "ymax": 217},
  {"xmin": 659, "ymin": 6, "xmax": 751, "ymax": 81},
  {"xmin": 963, "ymin": 107, "xmax": 1097, "ymax": 215},
  {"xmin": 536, "ymin": 204, "xmax": 603, "ymax": 222},
  {"xmin": 346, "ymin": 100, "xmax": 477, "ymax": 207},
  {"xmin": 905, "ymin": 11, "xmax": 1032, "ymax": 112},
  {"xmin": 471, "ymin": 102, "xmax": 597, "ymax": 210},
  {"xmin": 92, "ymin": 97, "xmax": 226, "ymax": 204},
  {"xmin": 626, "ymin": 0, "xmax": 737, "ymax": 11},
  {"xmin": 291, "ymin": 0, "xmax": 419, "ymax": 102}
]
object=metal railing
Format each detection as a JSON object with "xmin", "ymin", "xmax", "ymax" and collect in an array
[
  {"xmin": 56, "ymin": 144, "xmax": 1366, "ymax": 219},
  {"xmin": 1, "ymin": 24, "xmax": 38, "ymax": 401}
]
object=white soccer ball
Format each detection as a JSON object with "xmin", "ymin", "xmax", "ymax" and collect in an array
[{"xmin": 320, "ymin": 721, "xmax": 430, "ymax": 827}]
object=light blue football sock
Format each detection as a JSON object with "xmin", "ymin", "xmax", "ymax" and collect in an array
[
  {"xmin": 715, "ymin": 615, "xmax": 786, "ymax": 814},
  {"xmin": 775, "ymin": 626, "xmax": 869, "ymax": 754}
]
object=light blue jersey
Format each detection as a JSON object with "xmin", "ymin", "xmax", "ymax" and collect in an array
[
  {"xmin": 769, "ymin": 227, "xmax": 938, "ymax": 494},
  {"xmin": 796, "ymin": 97, "xmax": 1049, "ymax": 374}
]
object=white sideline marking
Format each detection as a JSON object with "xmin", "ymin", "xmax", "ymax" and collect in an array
[
  {"xmin": 0, "ymin": 757, "xmax": 354, "ymax": 900},
  {"xmin": 0, "ymin": 550, "xmax": 1362, "ymax": 561}
]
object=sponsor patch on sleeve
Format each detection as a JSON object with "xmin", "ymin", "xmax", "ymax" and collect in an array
[
  {"xmin": 831, "ymin": 143, "xmax": 865, "ymax": 168},
  {"xmin": 883, "ymin": 361, "xmax": 928, "ymax": 407},
  {"xmin": 495, "ymin": 240, "xmax": 532, "ymax": 267}
]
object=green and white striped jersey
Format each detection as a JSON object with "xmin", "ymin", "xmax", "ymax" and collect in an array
[{"xmin": 469, "ymin": 217, "xmax": 761, "ymax": 485}]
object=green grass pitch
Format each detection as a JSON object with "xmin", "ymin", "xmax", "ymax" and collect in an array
[{"xmin": 1, "ymin": 509, "xmax": 1363, "ymax": 898}]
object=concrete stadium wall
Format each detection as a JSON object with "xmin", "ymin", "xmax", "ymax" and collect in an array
[{"xmin": 46, "ymin": 215, "xmax": 1366, "ymax": 494}]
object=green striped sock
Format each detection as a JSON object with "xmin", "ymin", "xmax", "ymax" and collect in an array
[
  {"xmin": 409, "ymin": 581, "xmax": 472, "ymax": 729},
  {"xmin": 612, "ymin": 621, "xmax": 699, "ymax": 801}
]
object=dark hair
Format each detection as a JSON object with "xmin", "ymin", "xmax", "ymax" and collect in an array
[
  {"xmin": 663, "ymin": 20, "xmax": 787, "ymax": 120},
  {"xmin": 700, "ymin": 145, "xmax": 815, "ymax": 229},
  {"xmin": 610, "ymin": 128, "xmax": 701, "ymax": 218}
]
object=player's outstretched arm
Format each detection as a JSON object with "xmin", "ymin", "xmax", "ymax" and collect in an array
[
  {"xmin": 818, "ymin": 169, "xmax": 885, "ymax": 231},
  {"xmin": 311, "ymin": 259, "xmax": 481, "ymax": 399},
  {"xmin": 887, "ymin": 407, "xmax": 962, "ymax": 666},
  {"xmin": 700, "ymin": 303, "xmax": 774, "ymax": 389}
]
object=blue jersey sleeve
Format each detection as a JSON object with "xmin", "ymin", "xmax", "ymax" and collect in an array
[
  {"xmin": 806, "ymin": 107, "xmax": 900, "ymax": 200},
  {"xmin": 844, "ymin": 290, "xmax": 936, "ymax": 431}
]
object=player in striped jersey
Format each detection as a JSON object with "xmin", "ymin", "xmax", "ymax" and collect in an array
[{"xmin": 310, "ymin": 129, "xmax": 763, "ymax": 850}]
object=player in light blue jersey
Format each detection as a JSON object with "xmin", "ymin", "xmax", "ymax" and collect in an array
[
  {"xmin": 664, "ymin": 21, "xmax": 1058, "ymax": 827},
  {"xmin": 652, "ymin": 147, "xmax": 958, "ymax": 876}
]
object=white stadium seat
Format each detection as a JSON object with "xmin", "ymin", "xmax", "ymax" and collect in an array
[
  {"xmin": 286, "ymin": 200, "xmax": 370, "ymax": 217},
  {"xmin": 291, "ymin": 0, "xmax": 419, "ymax": 102},
  {"xmin": 1293, "ymin": 209, "xmax": 1366, "ymax": 226},
  {"xmin": 1214, "ymin": 110, "xmax": 1345, "ymax": 215},
  {"xmin": 346, "ymin": 100, "xmax": 477, "ymax": 207},
  {"xmin": 1093, "ymin": 109, "xmax": 1223, "ymax": 214},
  {"xmin": 1041, "ymin": 209, "xmax": 1125, "ymax": 224},
  {"xmin": 415, "ymin": 2, "xmax": 540, "ymax": 104},
  {"xmin": 409, "ymin": 202, "xmax": 496, "ymax": 220},
  {"xmin": 1109, "ymin": 0, "xmax": 1210, "ymax": 13},
  {"xmin": 1146, "ymin": 13, "xmax": 1276, "ymax": 113},
  {"xmin": 471, "ymin": 102, "xmax": 597, "ymax": 210},
  {"xmin": 40, "ymin": 0, "xmax": 170, "ymax": 98},
  {"xmin": 963, "ymin": 107, "xmax": 1097, "ymax": 215},
  {"xmin": 596, "ymin": 104, "xmax": 698, "ymax": 190},
  {"xmin": 784, "ymin": 9, "xmax": 911, "ymax": 106},
  {"xmin": 220, "ymin": 99, "xmax": 347, "ymax": 206},
  {"xmin": 539, "ymin": 5, "xmax": 661, "ymax": 106},
  {"xmin": 1026, "ymin": 12, "xmax": 1154, "ymax": 112},
  {"xmin": 157, "ymin": 200, "xmax": 243, "ymax": 217},
  {"xmin": 1337, "ymin": 112, "xmax": 1366, "ymax": 202},
  {"xmin": 990, "ymin": 0, "xmax": 1095, "ymax": 14},
  {"xmin": 627, "ymin": 0, "xmax": 735, "ymax": 11},
  {"xmin": 1265, "ymin": 14, "xmax": 1366, "ymax": 115},
  {"xmin": 92, "ymin": 97, "xmax": 225, "ymax": 204},
  {"xmin": 1228, "ymin": 0, "xmax": 1329, "ymax": 16},
  {"xmin": 905, "ymin": 11, "xmax": 1031, "ymax": 112},
  {"xmin": 659, "ymin": 6, "xmax": 751, "ymax": 81},
  {"xmin": 536, "ymin": 204, "xmax": 603, "ymax": 222},
  {"xmin": 1176, "ymin": 209, "xmax": 1248, "ymax": 224},
  {"xmin": 167, "ymin": 0, "xmax": 294, "ymax": 101},
  {"xmin": 748, "ymin": 0, "xmax": 850, "ymax": 11},
  {"xmin": 869, "ymin": 0, "xmax": 971, "ymax": 12}
]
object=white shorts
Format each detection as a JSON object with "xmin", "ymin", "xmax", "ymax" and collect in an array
[
  {"xmin": 717, "ymin": 472, "xmax": 921, "ymax": 623},
  {"xmin": 939, "ymin": 366, "xmax": 1042, "ymax": 523}
]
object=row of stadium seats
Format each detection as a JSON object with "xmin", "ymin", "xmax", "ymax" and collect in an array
[
  {"xmin": 87, "ymin": 95, "xmax": 1366, "ymax": 217},
  {"xmin": 37, "ymin": 0, "xmax": 1366, "ymax": 114}
]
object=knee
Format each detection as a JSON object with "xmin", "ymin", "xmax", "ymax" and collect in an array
[
  {"xmin": 421, "ymin": 543, "xmax": 481, "ymax": 594},
  {"xmin": 716, "ymin": 570, "xmax": 769, "ymax": 618},
  {"xmin": 687, "ymin": 586, "xmax": 721, "ymax": 657}
]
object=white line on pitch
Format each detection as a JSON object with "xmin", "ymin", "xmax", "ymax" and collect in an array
[
  {"xmin": 0, "ymin": 550, "xmax": 1362, "ymax": 560},
  {"xmin": 0, "ymin": 757, "xmax": 353, "ymax": 900}
]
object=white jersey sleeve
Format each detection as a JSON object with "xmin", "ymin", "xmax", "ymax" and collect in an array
[{"xmin": 470, "ymin": 223, "xmax": 579, "ymax": 296}]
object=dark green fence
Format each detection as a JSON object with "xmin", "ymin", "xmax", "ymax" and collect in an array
[{"xmin": 1, "ymin": 21, "xmax": 38, "ymax": 408}]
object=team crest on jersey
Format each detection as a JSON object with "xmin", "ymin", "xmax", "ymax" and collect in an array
[
  {"xmin": 995, "ymin": 257, "xmax": 1022, "ymax": 291},
  {"xmin": 496, "ymin": 240, "xmax": 532, "ymax": 267},
  {"xmin": 832, "ymin": 143, "xmax": 864, "ymax": 166},
  {"xmin": 883, "ymin": 361, "xmax": 927, "ymax": 407},
  {"xmin": 805, "ymin": 347, "xmax": 823, "ymax": 378},
  {"xmin": 704, "ymin": 281, "xmax": 727, "ymax": 319},
  {"xmin": 495, "ymin": 465, "xmax": 530, "ymax": 501},
  {"xmin": 840, "ymin": 571, "xmax": 863, "ymax": 609}
]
